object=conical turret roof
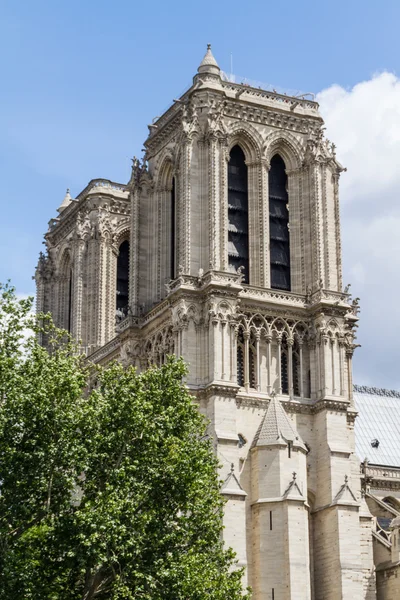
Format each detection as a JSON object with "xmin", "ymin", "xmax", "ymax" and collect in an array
[
  {"xmin": 57, "ymin": 188, "xmax": 73, "ymax": 214},
  {"xmin": 197, "ymin": 44, "xmax": 220, "ymax": 75},
  {"xmin": 253, "ymin": 395, "xmax": 307, "ymax": 451}
]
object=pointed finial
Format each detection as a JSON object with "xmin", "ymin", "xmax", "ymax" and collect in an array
[
  {"xmin": 57, "ymin": 187, "xmax": 73, "ymax": 214},
  {"xmin": 344, "ymin": 474, "xmax": 349, "ymax": 484},
  {"xmin": 197, "ymin": 44, "xmax": 220, "ymax": 76},
  {"xmin": 270, "ymin": 390, "xmax": 276, "ymax": 399},
  {"xmin": 230, "ymin": 463, "xmax": 235, "ymax": 474},
  {"xmin": 292, "ymin": 471, "xmax": 297, "ymax": 481}
]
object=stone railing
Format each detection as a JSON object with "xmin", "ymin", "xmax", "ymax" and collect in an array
[
  {"xmin": 141, "ymin": 299, "xmax": 170, "ymax": 326},
  {"xmin": 220, "ymin": 79, "xmax": 318, "ymax": 112},
  {"xmin": 364, "ymin": 465, "xmax": 400, "ymax": 481},
  {"xmin": 115, "ymin": 314, "xmax": 140, "ymax": 333},
  {"xmin": 375, "ymin": 519, "xmax": 392, "ymax": 546},
  {"xmin": 354, "ymin": 384, "xmax": 400, "ymax": 399},
  {"xmin": 76, "ymin": 179, "xmax": 128, "ymax": 201},
  {"xmin": 309, "ymin": 288, "xmax": 350, "ymax": 306},
  {"xmin": 88, "ymin": 337, "xmax": 121, "ymax": 363},
  {"xmin": 240, "ymin": 285, "xmax": 306, "ymax": 307}
]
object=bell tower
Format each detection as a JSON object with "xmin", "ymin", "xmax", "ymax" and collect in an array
[
  {"xmin": 123, "ymin": 45, "xmax": 374, "ymax": 599},
  {"xmin": 37, "ymin": 45, "xmax": 376, "ymax": 599}
]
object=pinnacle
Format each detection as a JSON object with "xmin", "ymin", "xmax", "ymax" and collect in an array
[
  {"xmin": 57, "ymin": 188, "xmax": 73, "ymax": 214},
  {"xmin": 197, "ymin": 44, "xmax": 220, "ymax": 75}
]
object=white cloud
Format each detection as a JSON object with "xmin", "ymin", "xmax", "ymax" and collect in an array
[{"xmin": 317, "ymin": 72, "xmax": 400, "ymax": 389}]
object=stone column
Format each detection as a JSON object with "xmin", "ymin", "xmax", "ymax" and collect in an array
[
  {"xmin": 331, "ymin": 337, "xmax": 336, "ymax": 395},
  {"xmin": 244, "ymin": 330, "xmax": 250, "ymax": 391},
  {"xmin": 130, "ymin": 186, "xmax": 140, "ymax": 314},
  {"xmin": 71, "ymin": 238, "xmax": 85, "ymax": 343},
  {"xmin": 299, "ymin": 338, "xmax": 304, "ymax": 399},
  {"xmin": 179, "ymin": 138, "xmax": 192, "ymax": 274},
  {"xmin": 260, "ymin": 158, "xmax": 270, "ymax": 288},
  {"xmin": 220, "ymin": 138, "xmax": 229, "ymax": 272},
  {"xmin": 255, "ymin": 331, "xmax": 261, "ymax": 391},
  {"xmin": 286, "ymin": 167, "xmax": 303, "ymax": 293},
  {"xmin": 266, "ymin": 334, "xmax": 272, "ymax": 395},
  {"xmin": 277, "ymin": 335, "xmax": 282, "ymax": 395},
  {"xmin": 247, "ymin": 160, "xmax": 261, "ymax": 286},
  {"xmin": 208, "ymin": 134, "xmax": 221, "ymax": 270}
]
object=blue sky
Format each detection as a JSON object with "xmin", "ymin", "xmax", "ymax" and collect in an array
[{"xmin": 1, "ymin": 0, "xmax": 400, "ymax": 387}]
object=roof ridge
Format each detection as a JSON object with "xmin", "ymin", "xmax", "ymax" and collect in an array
[{"xmin": 354, "ymin": 384, "xmax": 400, "ymax": 399}]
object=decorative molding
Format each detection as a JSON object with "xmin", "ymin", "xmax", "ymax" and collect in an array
[{"xmin": 354, "ymin": 384, "xmax": 400, "ymax": 399}]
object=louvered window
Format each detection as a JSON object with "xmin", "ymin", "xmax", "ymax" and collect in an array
[
  {"xmin": 228, "ymin": 146, "xmax": 249, "ymax": 283},
  {"xmin": 116, "ymin": 240, "xmax": 129, "ymax": 312},
  {"xmin": 281, "ymin": 345, "xmax": 289, "ymax": 395},
  {"xmin": 293, "ymin": 342, "xmax": 300, "ymax": 397},
  {"xmin": 269, "ymin": 155, "xmax": 290, "ymax": 290},
  {"xmin": 237, "ymin": 330, "xmax": 245, "ymax": 387}
]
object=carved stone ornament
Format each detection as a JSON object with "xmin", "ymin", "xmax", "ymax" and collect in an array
[{"xmin": 128, "ymin": 156, "xmax": 148, "ymax": 188}]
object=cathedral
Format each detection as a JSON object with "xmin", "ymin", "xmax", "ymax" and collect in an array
[{"xmin": 35, "ymin": 46, "xmax": 400, "ymax": 599}]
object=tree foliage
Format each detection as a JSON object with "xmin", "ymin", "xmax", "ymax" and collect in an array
[{"xmin": 0, "ymin": 283, "xmax": 249, "ymax": 599}]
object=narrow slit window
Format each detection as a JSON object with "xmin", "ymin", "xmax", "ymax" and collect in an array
[
  {"xmin": 228, "ymin": 145, "xmax": 249, "ymax": 283},
  {"xmin": 237, "ymin": 330, "xmax": 245, "ymax": 387},
  {"xmin": 269, "ymin": 154, "xmax": 290, "ymax": 290},
  {"xmin": 67, "ymin": 268, "xmax": 72, "ymax": 333},
  {"xmin": 116, "ymin": 240, "xmax": 130, "ymax": 314},
  {"xmin": 281, "ymin": 339, "xmax": 289, "ymax": 395}
]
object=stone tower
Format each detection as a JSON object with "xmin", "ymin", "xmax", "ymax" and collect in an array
[{"xmin": 36, "ymin": 46, "xmax": 376, "ymax": 599}]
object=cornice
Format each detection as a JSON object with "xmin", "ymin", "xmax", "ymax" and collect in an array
[
  {"xmin": 47, "ymin": 193, "xmax": 130, "ymax": 246},
  {"xmin": 222, "ymin": 100, "xmax": 320, "ymax": 136},
  {"xmin": 313, "ymin": 397, "xmax": 350, "ymax": 413}
]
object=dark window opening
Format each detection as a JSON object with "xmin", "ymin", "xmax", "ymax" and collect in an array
[
  {"xmin": 116, "ymin": 240, "xmax": 130, "ymax": 314},
  {"xmin": 170, "ymin": 177, "xmax": 176, "ymax": 280},
  {"xmin": 238, "ymin": 434, "xmax": 246, "ymax": 448},
  {"xmin": 228, "ymin": 146, "xmax": 249, "ymax": 283},
  {"xmin": 293, "ymin": 345, "xmax": 300, "ymax": 397},
  {"xmin": 67, "ymin": 269, "xmax": 72, "ymax": 333},
  {"xmin": 237, "ymin": 330, "xmax": 245, "ymax": 387},
  {"xmin": 281, "ymin": 342, "xmax": 289, "ymax": 394},
  {"xmin": 269, "ymin": 154, "xmax": 290, "ymax": 290},
  {"xmin": 270, "ymin": 510, "xmax": 273, "ymax": 530},
  {"xmin": 249, "ymin": 347, "xmax": 256, "ymax": 389}
]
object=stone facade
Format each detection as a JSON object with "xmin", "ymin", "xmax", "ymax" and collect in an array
[{"xmin": 35, "ymin": 46, "xmax": 400, "ymax": 599}]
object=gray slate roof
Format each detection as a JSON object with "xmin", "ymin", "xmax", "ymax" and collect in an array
[{"xmin": 354, "ymin": 384, "xmax": 400, "ymax": 467}]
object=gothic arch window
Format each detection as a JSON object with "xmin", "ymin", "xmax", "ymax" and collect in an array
[
  {"xmin": 269, "ymin": 154, "xmax": 290, "ymax": 291},
  {"xmin": 228, "ymin": 145, "xmax": 249, "ymax": 283},
  {"xmin": 116, "ymin": 240, "xmax": 129, "ymax": 314},
  {"xmin": 170, "ymin": 176, "xmax": 176, "ymax": 280},
  {"xmin": 59, "ymin": 252, "xmax": 73, "ymax": 333}
]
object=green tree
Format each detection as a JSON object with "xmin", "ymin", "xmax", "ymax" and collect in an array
[{"xmin": 0, "ymin": 283, "xmax": 250, "ymax": 599}]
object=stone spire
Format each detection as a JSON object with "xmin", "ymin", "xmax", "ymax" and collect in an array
[
  {"xmin": 252, "ymin": 395, "xmax": 307, "ymax": 451},
  {"xmin": 57, "ymin": 188, "xmax": 73, "ymax": 214},
  {"xmin": 197, "ymin": 44, "xmax": 220, "ymax": 76}
]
